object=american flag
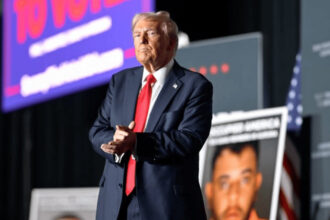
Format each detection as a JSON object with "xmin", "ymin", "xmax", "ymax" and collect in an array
[{"xmin": 279, "ymin": 53, "xmax": 302, "ymax": 220}]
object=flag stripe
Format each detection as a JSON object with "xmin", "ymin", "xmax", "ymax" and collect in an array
[
  {"xmin": 279, "ymin": 208, "xmax": 289, "ymax": 220},
  {"xmin": 281, "ymin": 167, "xmax": 294, "ymax": 207},
  {"xmin": 279, "ymin": 189, "xmax": 298, "ymax": 220},
  {"xmin": 285, "ymin": 138, "xmax": 301, "ymax": 178},
  {"xmin": 283, "ymin": 153, "xmax": 300, "ymax": 197}
]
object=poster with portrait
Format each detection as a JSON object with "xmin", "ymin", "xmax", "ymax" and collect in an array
[
  {"xmin": 29, "ymin": 187, "xmax": 99, "ymax": 220},
  {"xmin": 200, "ymin": 107, "xmax": 287, "ymax": 220}
]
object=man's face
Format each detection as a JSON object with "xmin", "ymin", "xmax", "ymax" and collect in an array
[
  {"xmin": 133, "ymin": 19, "xmax": 174, "ymax": 71},
  {"xmin": 205, "ymin": 146, "xmax": 262, "ymax": 220}
]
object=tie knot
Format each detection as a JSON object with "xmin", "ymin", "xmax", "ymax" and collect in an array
[{"xmin": 146, "ymin": 74, "xmax": 156, "ymax": 85}]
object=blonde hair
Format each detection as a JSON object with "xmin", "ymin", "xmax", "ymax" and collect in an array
[{"xmin": 132, "ymin": 11, "xmax": 179, "ymax": 50}]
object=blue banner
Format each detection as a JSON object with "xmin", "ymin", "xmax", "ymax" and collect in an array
[{"xmin": 3, "ymin": 0, "xmax": 154, "ymax": 112}]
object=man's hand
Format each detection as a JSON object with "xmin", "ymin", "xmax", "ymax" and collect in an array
[{"xmin": 101, "ymin": 121, "xmax": 136, "ymax": 155}]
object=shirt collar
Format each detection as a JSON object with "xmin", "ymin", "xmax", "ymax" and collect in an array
[{"xmin": 142, "ymin": 59, "xmax": 174, "ymax": 85}]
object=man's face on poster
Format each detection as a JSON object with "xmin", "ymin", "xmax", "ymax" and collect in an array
[{"xmin": 205, "ymin": 145, "xmax": 263, "ymax": 220}]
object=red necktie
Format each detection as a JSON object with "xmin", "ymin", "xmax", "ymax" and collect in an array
[{"xmin": 125, "ymin": 74, "xmax": 156, "ymax": 196}]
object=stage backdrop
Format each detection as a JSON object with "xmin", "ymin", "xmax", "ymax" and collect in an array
[
  {"xmin": 175, "ymin": 33, "xmax": 263, "ymax": 113},
  {"xmin": 2, "ymin": 0, "xmax": 154, "ymax": 112},
  {"xmin": 301, "ymin": 1, "xmax": 330, "ymax": 219}
]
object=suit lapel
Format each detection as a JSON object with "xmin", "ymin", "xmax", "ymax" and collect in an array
[
  {"xmin": 145, "ymin": 62, "xmax": 184, "ymax": 132},
  {"xmin": 124, "ymin": 67, "xmax": 143, "ymax": 124}
]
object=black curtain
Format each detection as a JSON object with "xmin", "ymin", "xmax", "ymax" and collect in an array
[
  {"xmin": 0, "ymin": 87, "xmax": 107, "ymax": 219},
  {"xmin": 0, "ymin": 0, "xmax": 302, "ymax": 219},
  {"xmin": 157, "ymin": 0, "xmax": 300, "ymax": 107}
]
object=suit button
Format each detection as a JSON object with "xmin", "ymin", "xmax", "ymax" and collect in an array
[{"xmin": 118, "ymin": 183, "xmax": 123, "ymax": 188}]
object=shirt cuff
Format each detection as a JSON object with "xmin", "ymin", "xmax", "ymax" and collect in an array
[
  {"xmin": 100, "ymin": 144, "xmax": 125, "ymax": 163},
  {"xmin": 115, "ymin": 153, "xmax": 125, "ymax": 163}
]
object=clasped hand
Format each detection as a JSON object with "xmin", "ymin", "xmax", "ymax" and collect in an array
[{"xmin": 101, "ymin": 121, "xmax": 136, "ymax": 155}]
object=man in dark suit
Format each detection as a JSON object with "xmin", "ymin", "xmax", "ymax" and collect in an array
[{"xmin": 89, "ymin": 11, "xmax": 213, "ymax": 220}]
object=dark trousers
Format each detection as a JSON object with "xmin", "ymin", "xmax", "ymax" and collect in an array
[{"xmin": 118, "ymin": 190, "xmax": 141, "ymax": 220}]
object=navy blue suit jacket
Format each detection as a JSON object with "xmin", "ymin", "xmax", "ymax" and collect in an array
[{"xmin": 89, "ymin": 61, "xmax": 213, "ymax": 220}]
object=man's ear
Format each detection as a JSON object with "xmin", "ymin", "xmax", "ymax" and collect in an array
[
  {"xmin": 256, "ymin": 172, "xmax": 263, "ymax": 190},
  {"xmin": 205, "ymin": 182, "xmax": 213, "ymax": 207},
  {"xmin": 167, "ymin": 38, "xmax": 176, "ymax": 51}
]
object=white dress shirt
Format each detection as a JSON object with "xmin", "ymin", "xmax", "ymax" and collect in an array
[{"xmin": 113, "ymin": 59, "xmax": 174, "ymax": 163}]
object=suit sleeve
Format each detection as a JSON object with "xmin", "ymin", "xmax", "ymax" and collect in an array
[
  {"xmin": 134, "ymin": 79, "xmax": 213, "ymax": 162},
  {"xmin": 89, "ymin": 76, "xmax": 116, "ymax": 163}
]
